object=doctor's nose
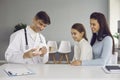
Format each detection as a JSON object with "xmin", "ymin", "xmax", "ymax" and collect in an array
[{"xmin": 40, "ymin": 26, "xmax": 45, "ymax": 30}]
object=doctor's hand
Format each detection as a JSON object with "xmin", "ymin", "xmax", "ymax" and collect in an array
[
  {"xmin": 71, "ymin": 60, "xmax": 82, "ymax": 66},
  {"xmin": 30, "ymin": 46, "xmax": 47, "ymax": 57},
  {"xmin": 39, "ymin": 46, "xmax": 47, "ymax": 57},
  {"xmin": 23, "ymin": 48, "xmax": 38, "ymax": 59}
]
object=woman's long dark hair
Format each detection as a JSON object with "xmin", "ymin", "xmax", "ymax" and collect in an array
[
  {"xmin": 72, "ymin": 23, "xmax": 88, "ymax": 41},
  {"xmin": 90, "ymin": 12, "xmax": 115, "ymax": 54}
]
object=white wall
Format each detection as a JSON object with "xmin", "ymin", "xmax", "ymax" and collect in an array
[
  {"xmin": 109, "ymin": 0, "xmax": 120, "ymax": 34},
  {"xmin": 0, "ymin": 0, "xmax": 109, "ymax": 60}
]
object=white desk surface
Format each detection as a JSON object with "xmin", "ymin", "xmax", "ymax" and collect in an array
[{"xmin": 0, "ymin": 63, "xmax": 120, "ymax": 80}]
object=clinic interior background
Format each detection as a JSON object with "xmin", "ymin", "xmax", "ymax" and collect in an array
[{"xmin": 0, "ymin": 0, "xmax": 119, "ymax": 61}]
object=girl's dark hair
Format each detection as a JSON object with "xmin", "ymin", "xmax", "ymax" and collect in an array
[
  {"xmin": 72, "ymin": 23, "xmax": 88, "ymax": 41},
  {"xmin": 35, "ymin": 11, "xmax": 51, "ymax": 25},
  {"xmin": 90, "ymin": 12, "xmax": 115, "ymax": 54}
]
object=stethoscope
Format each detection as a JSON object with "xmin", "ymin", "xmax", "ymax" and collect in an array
[{"xmin": 24, "ymin": 28, "xmax": 43, "ymax": 50}]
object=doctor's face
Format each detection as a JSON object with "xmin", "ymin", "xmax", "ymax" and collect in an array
[{"xmin": 33, "ymin": 18, "xmax": 47, "ymax": 32}]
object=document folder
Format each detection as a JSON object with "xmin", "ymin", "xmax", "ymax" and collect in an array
[{"xmin": 4, "ymin": 66, "xmax": 34, "ymax": 76}]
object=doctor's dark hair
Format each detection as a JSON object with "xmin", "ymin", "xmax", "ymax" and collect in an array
[
  {"xmin": 72, "ymin": 23, "xmax": 88, "ymax": 41},
  {"xmin": 35, "ymin": 11, "xmax": 51, "ymax": 25},
  {"xmin": 90, "ymin": 12, "xmax": 115, "ymax": 54}
]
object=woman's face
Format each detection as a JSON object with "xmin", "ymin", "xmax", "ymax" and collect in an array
[
  {"xmin": 71, "ymin": 29, "xmax": 84, "ymax": 42},
  {"xmin": 90, "ymin": 18, "xmax": 100, "ymax": 33}
]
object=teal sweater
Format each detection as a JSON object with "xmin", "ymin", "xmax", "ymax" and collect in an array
[{"xmin": 82, "ymin": 36, "xmax": 113, "ymax": 66}]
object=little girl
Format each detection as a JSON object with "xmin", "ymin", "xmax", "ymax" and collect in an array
[{"xmin": 71, "ymin": 23, "xmax": 92, "ymax": 66}]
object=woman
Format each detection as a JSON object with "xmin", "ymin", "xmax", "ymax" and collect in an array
[
  {"xmin": 71, "ymin": 23, "xmax": 92, "ymax": 65},
  {"xmin": 71, "ymin": 12, "xmax": 115, "ymax": 66}
]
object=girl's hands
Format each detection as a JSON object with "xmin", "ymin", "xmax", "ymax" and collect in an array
[{"xmin": 71, "ymin": 60, "xmax": 82, "ymax": 66}]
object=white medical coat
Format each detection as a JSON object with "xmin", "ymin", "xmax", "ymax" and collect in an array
[{"xmin": 5, "ymin": 26, "xmax": 49, "ymax": 64}]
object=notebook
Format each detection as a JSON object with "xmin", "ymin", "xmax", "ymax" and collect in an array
[
  {"xmin": 105, "ymin": 65, "xmax": 120, "ymax": 71},
  {"xmin": 102, "ymin": 65, "xmax": 120, "ymax": 74},
  {"xmin": 4, "ymin": 66, "xmax": 34, "ymax": 76}
]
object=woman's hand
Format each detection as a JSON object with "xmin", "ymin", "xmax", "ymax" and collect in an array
[{"xmin": 71, "ymin": 60, "xmax": 82, "ymax": 66}]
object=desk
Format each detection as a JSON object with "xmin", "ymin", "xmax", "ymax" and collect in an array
[{"xmin": 0, "ymin": 64, "xmax": 120, "ymax": 80}]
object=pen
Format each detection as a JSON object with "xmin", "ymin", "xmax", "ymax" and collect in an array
[
  {"xmin": 8, "ymin": 71, "xmax": 18, "ymax": 76},
  {"xmin": 8, "ymin": 71, "xmax": 12, "ymax": 75}
]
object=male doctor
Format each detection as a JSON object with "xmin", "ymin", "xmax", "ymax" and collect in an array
[{"xmin": 5, "ymin": 11, "xmax": 51, "ymax": 64}]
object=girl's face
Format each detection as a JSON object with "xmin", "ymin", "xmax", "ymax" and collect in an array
[
  {"xmin": 90, "ymin": 19, "xmax": 100, "ymax": 33},
  {"xmin": 71, "ymin": 29, "xmax": 84, "ymax": 42},
  {"xmin": 32, "ymin": 18, "xmax": 47, "ymax": 32}
]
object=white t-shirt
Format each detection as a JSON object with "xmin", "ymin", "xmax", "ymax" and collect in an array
[{"xmin": 73, "ymin": 38, "xmax": 92, "ymax": 61}]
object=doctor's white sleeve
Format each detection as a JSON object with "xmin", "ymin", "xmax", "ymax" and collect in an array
[
  {"xmin": 5, "ymin": 31, "xmax": 26, "ymax": 63},
  {"xmin": 41, "ymin": 50, "xmax": 49, "ymax": 63},
  {"xmin": 39, "ymin": 35, "xmax": 49, "ymax": 63}
]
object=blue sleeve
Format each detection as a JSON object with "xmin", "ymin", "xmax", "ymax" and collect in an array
[{"xmin": 82, "ymin": 36, "xmax": 113, "ymax": 66}]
